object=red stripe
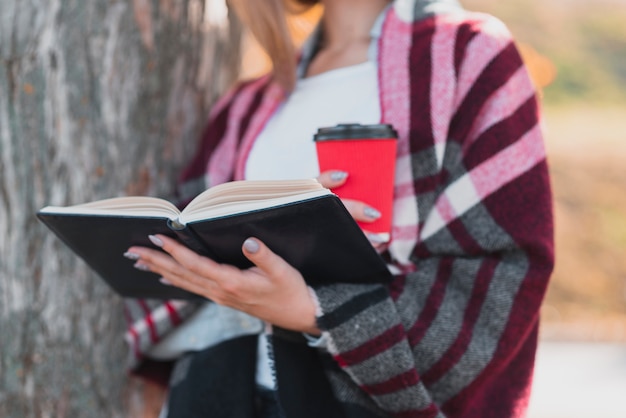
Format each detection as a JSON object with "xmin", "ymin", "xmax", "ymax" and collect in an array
[
  {"xmin": 138, "ymin": 300, "xmax": 158, "ymax": 343},
  {"xmin": 449, "ymin": 41, "xmax": 522, "ymax": 144},
  {"xmin": 453, "ymin": 20, "xmax": 480, "ymax": 78},
  {"xmin": 164, "ymin": 302, "xmax": 182, "ymax": 326},
  {"xmin": 463, "ymin": 96, "xmax": 539, "ymax": 172},
  {"xmin": 443, "ymin": 217, "xmax": 482, "ymax": 255},
  {"xmin": 408, "ymin": 17, "xmax": 437, "ymax": 155},
  {"xmin": 178, "ymin": 81, "xmax": 249, "ymax": 183},
  {"xmin": 362, "ymin": 369, "xmax": 420, "ymax": 396},
  {"xmin": 334, "ymin": 324, "xmax": 406, "ymax": 367},
  {"xmin": 407, "ymin": 257, "xmax": 453, "ymax": 346},
  {"xmin": 388, "ymin": 273, "xmax": 407, "ymax": 301},
  {"xmin": 391, "ymin": 403, "xmax": 439, "ymax": 418},
  {"xmin": 412, "ymin": 171, "xmax": 446, "ymax": 195},
  {"xmin": 127, "ymin": 327, "xmax": 142, "ymax": 360}
]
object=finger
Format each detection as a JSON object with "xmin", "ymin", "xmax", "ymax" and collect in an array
[
  {"xmin": 362, "ymin": 229, "xmax": 389, "ymax": 251},
  {"xmin": 127, "ymin": 236, "xmax": 224, "ymax": 293},
  {"xmin": 341, "ymin": 199, "xmax": 381, "ymax": 223},
  {"xmin": 316, "ymin": 170, "xmax": 348, "ymax": 188},
  {"xmin": 241, "ymin": 237, "xmax": 297, "ymax": 281},
  {"xmin": 146, "ymin": 234, "xmax": 226, "ymax": 278}
]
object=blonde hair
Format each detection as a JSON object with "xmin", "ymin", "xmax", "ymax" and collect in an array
[{"xmin": 229, "ymin": 0, "xmax": 319, "ymax": 91}]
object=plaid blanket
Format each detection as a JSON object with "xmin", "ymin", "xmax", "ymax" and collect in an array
[{"xmin": 124, "ymin": 1, "xmax": 554, "ymax": 416}]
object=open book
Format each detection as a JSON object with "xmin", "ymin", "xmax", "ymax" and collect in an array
[{"xmin": 37, "ymin": 179, "xmax": 392, "ymax": 300}]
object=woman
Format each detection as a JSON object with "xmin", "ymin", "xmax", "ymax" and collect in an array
[{"xmin": 123, "ymin": 0, "xmax": 554, "ymax": 417}]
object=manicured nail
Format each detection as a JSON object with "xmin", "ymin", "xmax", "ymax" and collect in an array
[
  {"xmin": 366, "ymin": 233, "xmax": 387, "ymax": 244},
  {"xmin": 148, "ymin": 235, "xmax": 164, "ymax": 247},
  {"xmin": 159, "ymin": 277, "xmax": 172, "ymax": 286},
  {"xmin": 330, "ymin": 171, "xmax": 348, "ymax": 182},
  {"xmin": 364, "ymin": 207, "xmax": 381, "ymax": 219},
  {"xmin": 243, "ymin": 238, "xmax": 259, "ymax": 254},
  {"xmin": 134, "ymin": 262, "xmax": 151, "ymax": 272},
  {"xmin": 123, "ymin": 252, "xmax": 140, "ymax": 260}
]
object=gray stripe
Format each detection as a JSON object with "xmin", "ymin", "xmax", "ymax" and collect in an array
[
  {"xmin": 152, "ymin": 306, "xmax": 176, "ymax": 337},
  {"xmin": 422, "ymin": 223, "xmax": 465, "ymax": 255},
  {"xmin": 325, "ymin": 369, "xmax": 384, "ymax": 413},
  {"xmin": 413, "ymin": 258, "xmax": 481, "ymax": 374},
  {"xmin": 394, "ymin": 258, "xmax": 440, "ymax": 333},
  {"xmin": 430, "ymin": 251, "xmax": 530, "ymax": 404},
  {"xmin": 345, "ymin": 338, "xmax": 415, "ymax": 385},
  {"xmin": 373, "ymin": 381, "xmax": 434, "ymax": 413},
  {"xmin": 461, "ymin": 203, "xmax": 520, "ymax": 252},
  {"xmin": 346, "ymin": 342, "xmax": 431, "ymax": 412},
  {"xmin": 323, "ymin": 296, "xmax": 400, "ymax": 353},
  {"xmin": 315, "ymin": 282, "xmax": 382, "ymax": 313},
  {"xmin": 412, "ymin": 0, "xmax": 463, "ymax": 20},
  {"xmin": 410, "ymin": 144, "xmax": 440, "ymax": 180}
]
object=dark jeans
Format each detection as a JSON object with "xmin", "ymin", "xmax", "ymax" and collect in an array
[
  {"xmin": 255, "ymin": 385, "xmax": 286, "ymax": 418},
  {"xmin": 163, "ymin": 336, "xmax": 286, "ymax": 418}
]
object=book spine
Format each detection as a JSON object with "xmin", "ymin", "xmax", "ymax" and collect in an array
[{"xmin": 167, "ymin": 219, "xmax": 217, "ymax": 258}]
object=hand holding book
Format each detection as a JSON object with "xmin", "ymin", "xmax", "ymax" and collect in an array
[{"xmin": 126, "ymin": 234, "xmax": 321, "ymax": 335}]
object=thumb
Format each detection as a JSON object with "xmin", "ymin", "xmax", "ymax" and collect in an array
[{"xmin": 242, "ymin": 237, "xmax": 293, "ymax": 278}]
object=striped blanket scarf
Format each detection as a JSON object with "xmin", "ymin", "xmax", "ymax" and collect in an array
[{"xmin": 124, "ymin": 1, "xmax": 554, "ymax": 416}]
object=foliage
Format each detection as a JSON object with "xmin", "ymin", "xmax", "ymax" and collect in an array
[{"xmin": 465, "ymin": 0, "xmax": 626, "ymax": 104}]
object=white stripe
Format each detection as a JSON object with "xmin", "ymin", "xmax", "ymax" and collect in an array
[
  {"xmin": 420, "ymin": 209, "xmax": 446, "ymax": 240},
  {"xmin": 395, "ymin": 154, "xmax": 414, "ymax": 185},
  {"xmin": 447, "ymin": 174, "xmax": 480, "ymax": 218},
  {"xmin": 394, "ymin": 0, "xmax": 418, "ymax": 23},
  {"xmin": 127, "ymin": 302, "xmax": 178, "ymax": 337},
  {"xmin": 393, "ymin": 194, "xmax": 420, "ymax": 227},
  {"xmin": 420, "ymin": 173, "xmax": 480, "ymax": 240},
  {"xmin": 389, "ymin": 238, "xmax": 417, "ymax": 266}
]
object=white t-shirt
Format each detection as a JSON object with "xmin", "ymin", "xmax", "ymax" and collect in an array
[{"xmin": 245, "ymin": 60, "xmax": 381, "ymax": 181}]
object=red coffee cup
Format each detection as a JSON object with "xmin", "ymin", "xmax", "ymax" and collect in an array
[{"xmin": 314, "ymin": 123, "xmax": 398, "ymax": 242}]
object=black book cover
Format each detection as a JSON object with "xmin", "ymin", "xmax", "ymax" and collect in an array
[{"xmin": 37, "ymin": 194, "xmax": 391, "ymax": 300}]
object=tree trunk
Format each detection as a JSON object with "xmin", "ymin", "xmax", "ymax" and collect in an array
[{"xmin": 0, "ymin": 1, "xmax": 241, "ymax": 416}]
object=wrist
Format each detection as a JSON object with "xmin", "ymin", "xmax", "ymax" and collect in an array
[{"xmin": 301, "ymin": 286, "xmax": 322, "ymax": 335}]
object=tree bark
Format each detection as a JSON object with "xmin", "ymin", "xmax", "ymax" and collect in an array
[{"xmin": 0, "ymin": 1, "xmax": 241, "ymax": 416}]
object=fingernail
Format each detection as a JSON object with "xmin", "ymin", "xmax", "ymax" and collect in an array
[
  {"xmin": 364, "ymin": 207, "xmax": 381, "ymax": 219},
  {"xmin": 366, "ymin": 233, "xmax": 387, "ymax": 244},
  {"xmin": 123, "ymin": 252, "xmax": 140, "ymax": 260},
  {"xmin": 148, "ymin": 235, "xmax": 164, "ymax": 247},
  {"xmin": 243, "ymin": 238, "xmax": 259, "ymax": 254},
  {"xmin": 134, "ymin": 262, "xmax": 151, "ymax": 272},
  {"xmin": 330, "ymin": 171, "xmax": 348, "ymax": 182},
  {"xmin": 159, "ymin": 277, "xmax": 172, "ymax": 286}
]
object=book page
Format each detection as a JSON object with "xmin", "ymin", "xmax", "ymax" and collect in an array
[
  {"xmin": 180, "ymin": 179, "xmax": 330, "ymax": 223},
  {"xmin": 39, "ymin": 196, "xmax": 181, "ymax": 219},
  {"xmin": 38, "ymin": 179, "xmax": 329, "ymax": 222}
]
